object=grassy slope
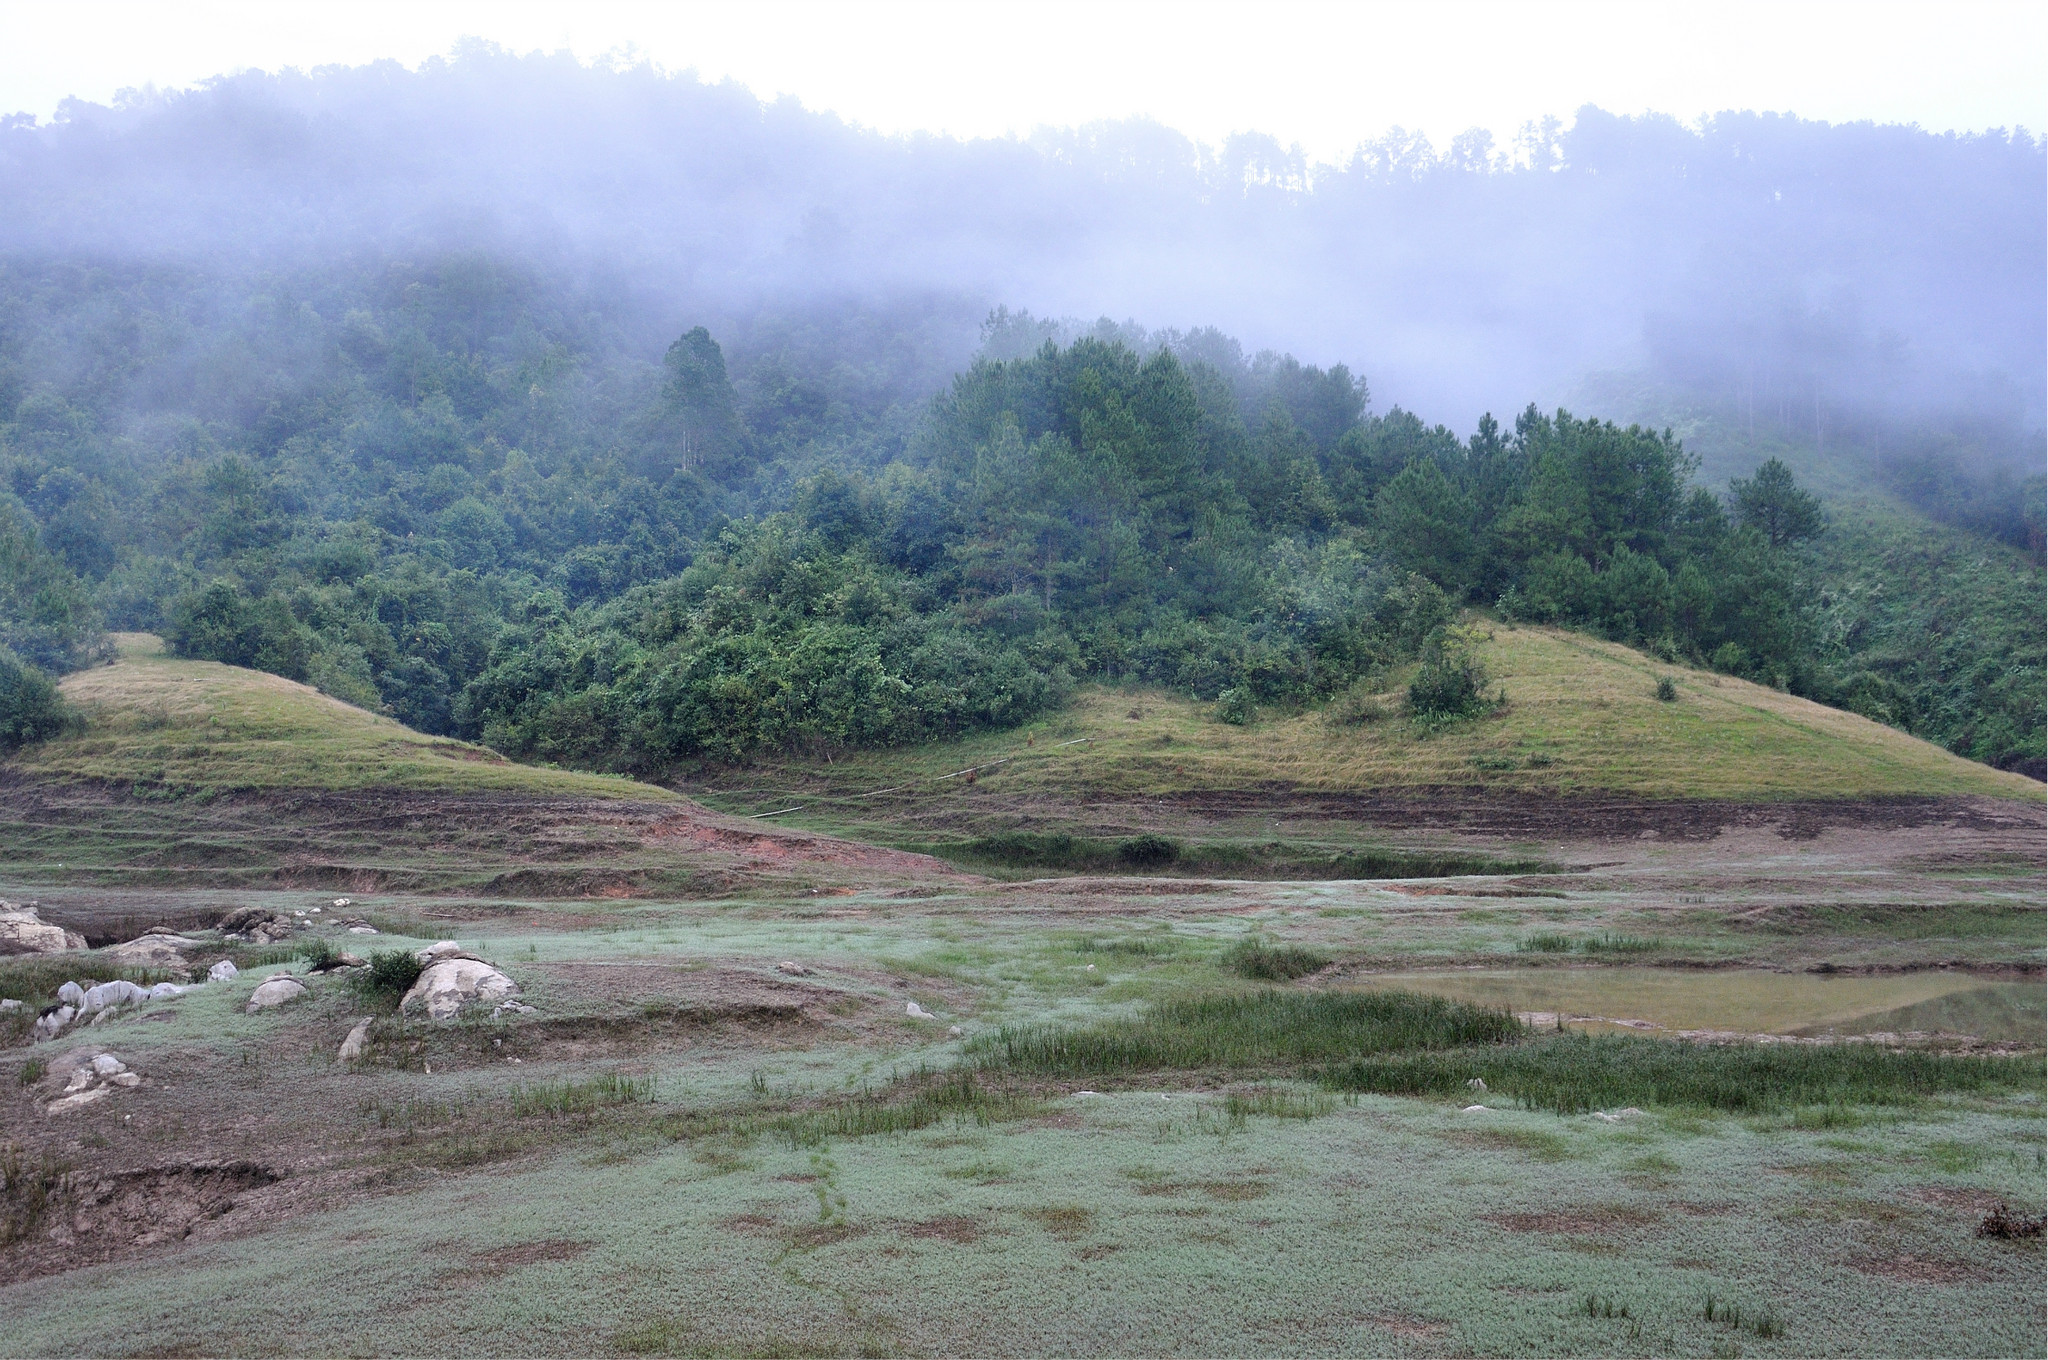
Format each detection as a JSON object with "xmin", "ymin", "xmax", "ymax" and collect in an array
[
  {"xmin": 687, "ymin": 622, "xmax": 2041, "ymax": 809},
  {"xmin": 7, "ymin": 635, "xmax": 671, "ymax": 800}
]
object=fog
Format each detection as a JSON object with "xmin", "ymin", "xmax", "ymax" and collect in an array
[{"xmin": 2, "ymin": 43, "xmax": 2042, "ymax": 455}]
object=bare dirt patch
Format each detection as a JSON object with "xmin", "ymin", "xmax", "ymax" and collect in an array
[
  {"xmin": 1360, "ymin": 1314, "xmax": 1452, "ymax": 1339},
  {"xmin": 439, "ymin": 1238, "xmax": 596, "ymax": 1284},
  {"xmin": 1850, "ymin": 1254, "xmax": 1988, "ymax": 1283},
  {"xmin": 902, "ymin": 1214, "xmax": 984, "ymax": 1244}
]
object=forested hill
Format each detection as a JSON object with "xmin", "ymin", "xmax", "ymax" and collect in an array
[{"xmin": 0, "ymin": 261, "xmax": 2039, "ymax": 778}]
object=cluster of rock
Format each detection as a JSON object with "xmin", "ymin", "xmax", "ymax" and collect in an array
[
  {"xmin": 218, "ymin": 906, "xmax": 295, "ymax": 945},
  {"xmin": 30, "ymin": 932, "xmax": 213, "ymax": 1040},
  {"xmin": 40, "ymin": 1049, "xmax": 143, "ymax": 1115}
]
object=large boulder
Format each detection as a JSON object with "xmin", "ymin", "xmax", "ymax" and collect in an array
[
  {"xmin": 245, "ymin": 976, "xmax": 308, "ymax": 1013},
  {"xmin": 101, "ymin": 932, "xmax": 202, "ymax": 975},
  {"xmin": 401, "ymin": 957, "xmax": 517, "ymax": 1021},
  {"xmin": 0, "ymin": 903, "xmax": 85, "ymax": 956}
]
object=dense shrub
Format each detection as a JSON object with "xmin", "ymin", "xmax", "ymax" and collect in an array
[{"xmin": 0, "ymin": 649, "xmax": 74, "ymax": 752}]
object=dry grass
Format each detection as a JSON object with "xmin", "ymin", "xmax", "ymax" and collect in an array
[{"xmin": 8, "ymin": 636, "xmax": 671, "ymax": 799}]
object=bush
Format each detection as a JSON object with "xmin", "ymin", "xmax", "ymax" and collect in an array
[
  {"xmin": 1116, "ymin": 834, "xmax": 1180, "ymax": 869},
  {"xmin": 0, "ymin": 649, "xmax": 76, "ymax": 752},
  {"xmin": 1656, "ymin": 676, "xmax": 1678, "ymax": 702},
  {"xmin": 361, "ymin": 949, "xmax": 424, "ymax": 1000},
  {"xmin": 1408, "ymin": 625, "xmax": 1497, "ymax": 723},
  {"xmin": 1215, "ymin": 686, "xmax": 1257, "ymax": 725}
]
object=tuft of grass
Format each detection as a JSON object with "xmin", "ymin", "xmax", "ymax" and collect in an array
[
  {"xmin": 1324, "ymin": 1032, "xmax": 2045, "ymax": 1115},
  {"xmin": 973, "ymin": 988, "xmax": 1523, "ymax": 1077},
  {"xmin": 1220, "ymin": 938, "xmax": 1330, "ymax": 981},
  {"xmin": 1580, "ymin": 1293, "xmax": 1631, "ymax": 1320},
  {"xmin": 771, "ymin": 1068, "xmax": 1041, "ymax": 1146},
  {"xmin": 296, "ymin": 937, "xmax": 337, "ymax": 970},
  {"xmin": 18, "ymin": 1058, "xmax": 46, "ymax": 1087},
  {"xmin": 1700, "ymin": 1292, "xmax": 1785, "ymax": 1339},
  {"xmin": 1656, "ymin": 676, "xmax": 1678, "ymax": 702},
  {"xmin": 507, "ymin": 1073, "xmax": 655, "ymax": 1118},
  {"xmin": 1517, "ymin": 931, "xmax": 1660, "ymax": 956}
]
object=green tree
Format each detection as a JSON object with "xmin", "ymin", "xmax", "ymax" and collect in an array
[{"xmin": 1730, "ymin": 458, "xmax": 1824, "ymax": 548}]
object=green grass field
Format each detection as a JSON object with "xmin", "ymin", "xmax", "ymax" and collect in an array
[{"xmin": 7, "ymin": 635, "xmax": 670, "ymax": 800}]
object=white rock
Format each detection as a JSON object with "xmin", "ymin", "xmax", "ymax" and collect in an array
[
  {"xmin": 1462, "ymin": 1104, "xmax": 1489, "ymax": 1113},
  {"xmin": 109, "ymin": 1072, "xmax": 142, "ymax": 1088},
  {"xmin": 332, "ymin": 898, "xmax": 352, "ymax": 908},
  {"xmin": 246, "ymin": 976, "xmax": 309, "ymax": 1012},
  {"xmin": 92, "ymin": 1053, "xmax": 126, "ymax": 1076},
  {"xmin": 0, "ymin": 998, "xmax": 18, "ymax": 1012},
  {"xmin": 491, "ymin": 1000, "xmax": 537, "ymax": 1017},
  {"xmin": 45, "ymin": 1085, "xmax": 110, "ymax": 1114},
  {"xmin": 906, "ymin": 1001, "xmax": 935, "ymax": 1020},
  {"xmin": 347, "ymin": 926, "xmax": 378, "ymax": 935},
  {"xmin": 1466, "ymin": 1077, "xmax": 1488, "ymax": 1092},
  {"xmin": 775, "ymin": 961, "xmax": 811, "ymax": 976},
  {"xmin": 80, "ymin": 980, "xmax": 151, "ymax": 1012},
  {"xmin": 401, "ymin": 957, "xmax": 516, "ymax": 1021},
  {"xmin": 309, "ymin": 906, "xmax": 321, "ymax": 914},
  {"xmin": 0, "ymin": 903, "xmax": 86, "ymax": 956},
  {"xmin": 148, "ymin": 982, "xmax": 185, "ymax": 999},
  {"xmin": 337, "ymin": 1017, "xmax": 373, "ymax": 1063},
  {"xmin": 208, "ymin": 960, "xmax": 239, "ymax": 983},
  {"xmin": 947, "ymin": 1025, "xmax": 964, "ymax": 1037},
  {"xmin": 58, "ymin": 981, "xmax": 86, "ymax": 1007}
]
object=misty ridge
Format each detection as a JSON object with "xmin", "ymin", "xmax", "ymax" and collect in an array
[
  {"xmin": 2, "ymin": 41, "xmax": 2042, "ymax": 446},
  {"xmin": 0, "ymin": 42, "xmax": 2040, "ymax": 779}
]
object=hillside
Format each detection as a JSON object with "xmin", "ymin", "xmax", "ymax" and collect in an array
[
  {"xmin": 7, "ymin": 635, "xmax": 670, "ymax": 800},
  {"xmin": 680, "ymin": 622, "xmax": 2042, "ymax": 820}
]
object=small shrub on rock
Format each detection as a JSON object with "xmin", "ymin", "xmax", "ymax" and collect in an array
[{"xmin": 361, "ymin": 949, "xmax": 423, "ymax": 1001}]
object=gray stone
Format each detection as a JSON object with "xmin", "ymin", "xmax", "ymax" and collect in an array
[
  {"xmin": 245, "ymin": 976, "xmax": 309, "ymax": 1012},
  {"xmin": 207, "ymin": 960, "xmax": 239, "ymax": 983},
  {"xmin": 337, "ymin": 1017, "xmax": 373, "ymax": 1063},
  {"xmin": 148, "ymin": 982, "xmax": 185, "ymax": 999},
  {"xmin": 91, "ymin": 1053, "xmax": 126, "ymax": 1076},
  {"xmin": 58, "ymin": 981, "xmax": 85, "ymax": 1007}
]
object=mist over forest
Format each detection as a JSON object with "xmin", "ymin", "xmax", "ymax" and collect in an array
[{"xmin": 0, "ymin": 44, "xmax": 2041, "ymax": 774}]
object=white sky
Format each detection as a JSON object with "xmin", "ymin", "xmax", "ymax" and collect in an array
[{"xmin": 0, "ymin": 0, "xmax": 2040, "ymax": 161}]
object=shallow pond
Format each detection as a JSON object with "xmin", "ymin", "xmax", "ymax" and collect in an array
[{"xmin": 1345, "ymin": 967, "xmax": 2046, "ymax": 1042}]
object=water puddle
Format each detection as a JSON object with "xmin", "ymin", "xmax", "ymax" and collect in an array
[{"xmin": 1346, "ymin": 967, "xmax": 2045, "ymax": 1042}]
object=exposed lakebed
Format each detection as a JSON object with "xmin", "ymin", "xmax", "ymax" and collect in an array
[{"xmin": 1345, "ymin": 966, "xmax": 2046, "ymax": 1042}]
